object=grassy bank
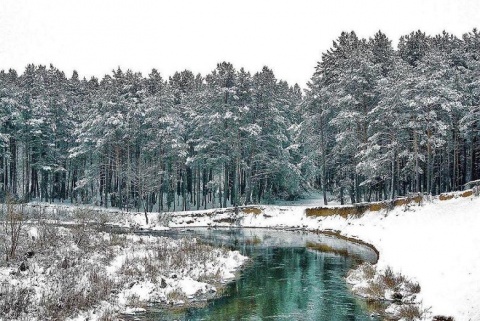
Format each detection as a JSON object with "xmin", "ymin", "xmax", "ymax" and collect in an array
[{"xmin": 0, "ymin": 207, "xmax": 246, "ymax": 321}]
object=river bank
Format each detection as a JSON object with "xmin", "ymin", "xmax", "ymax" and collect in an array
[
  {"xmin": 3, "ymin": 191, "xmax": 479, "ymax": 320},
  {"xmin": 170, "ymin": 193, "xmax": 480, "ymax": 320},
  {"xmin": 0, "ymin": 212, "xmax": 247, "ymax": 321}
]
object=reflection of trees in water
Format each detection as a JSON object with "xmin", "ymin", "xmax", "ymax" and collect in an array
[{"xmin": 178, "ymin": 246, "xmax": 378, "ymax": 321}]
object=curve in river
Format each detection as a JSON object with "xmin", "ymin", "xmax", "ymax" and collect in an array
[{"xmin": 137, "ymin": 228, "xmax": 380, "ymax": 321}]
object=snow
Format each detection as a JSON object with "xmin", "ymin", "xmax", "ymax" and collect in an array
[
  {"xmin": 118, "ymin": 280, "xmax": 156, "ymax": 304},
  {"xmin": 105, "ymin": 252, "xmax": 126, "ymax": 275},
  {"xmin": 27, "ymin": 226, "xmax": 39, "ymax": 239},
  {"xmin": 218, "ymin": 250, "xmax": 247, "ymax": 280},
  {"xmin": 0, "ymin": 225, "xmax": 247, "ymax": 321},
  {"xmin": 168, "ymin": 193, "xmax": 480, "ymax": 320},
  {"xmin": 121, "ymin": 307, "xmax": 146, "ymax": 315},
  {"xmin": 176, "ymin": 278, "xmax": 210, "ymax": 298},
  {"xmin": 7, "ymin": 192, "xmax": 480, "ymax": 320}
]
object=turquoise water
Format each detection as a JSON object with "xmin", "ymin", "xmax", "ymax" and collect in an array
[{"xmin": 145, "ymin": 229, "xmax": 379, "ymax": 321}]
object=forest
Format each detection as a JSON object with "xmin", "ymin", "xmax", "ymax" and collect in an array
[{"xmin": 1, "ymin": 29, "xmax": 479, "ymax": 211}]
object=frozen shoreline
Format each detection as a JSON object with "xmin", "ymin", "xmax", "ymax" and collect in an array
[
  {"xmin": 4, "ymin": 192, "xmax": 480, "ymax": 320},
  {"xmin": 0, "ymin": 220, "xmax": 247, "ymax": 321},
  {"xmin": 164, "ymin": 193, "xmax": 480, "ymax": 320}
]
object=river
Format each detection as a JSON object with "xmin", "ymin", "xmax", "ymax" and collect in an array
[{"xmin": 131, "ymin": 228, "xmax": 380, "ymax": 320}]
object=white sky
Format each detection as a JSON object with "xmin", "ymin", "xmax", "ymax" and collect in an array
[{"xmin": 0, "ymin": 0, "xmax": 479, "ymax": 87}]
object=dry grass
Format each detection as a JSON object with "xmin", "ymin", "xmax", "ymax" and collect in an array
[
  {"xmin": 392, "ymin": 195, "xmax": 423, "ymax": 207},
  {"xmin": 364, "ymin": 280, "xmax": 385, "ymax": 299},
  {"xmin": 439, "ymin": 193, "xmax": 455, "ymax": 201},
  {"xmin": 0, "ymin": 221, "xmax": 235, "ymax": 320},
  {"xmin": 1, "ymin": 199, "xmax": 25, "ymax": 262},
  {"xmin": 113, "ymin": 236, "xmax": 230, "ymax": 297},
  {"xmin": 393, "ymin": 198, "xmax": 409, "ymax": 206},
  {"xmin": 0, "ymin": 284, "xmax": 32, "ymax": 319},
  {"xmin": 412, "ymin": 195, "xmax": 423, "ymax": 204},
  {"xmin": 108, "ymin": 233, "xmax": 128, "ymax": 247},
  {"xmin": 241, "ymin": 207, "xmax": 262, "ymax": 215},
  {"xmin": 368, "ymin": 202, "xmax": 389, "ymax": 212},
  {"xmin": 306, "ymin": 206, "xmax": 362, "ymax": 218},
  {"xmin": 306, "ymin": 194, "xmax": 428, "ymax": 218},
  {"xmin": 39, "ymin": 263, "xmax": 114, "ymax": 320},
  {"xmin": 397, "ymin": 304, "xmax": 424, "ymax": 320},
  {"xmin": 126, "ymin": 293, "xmax": 149, "ymax": 309},
  {"xmin": 245, "ymin": 236, "xmax": 262, "ymax": 245},
  {"xmin": 306, "ymin": 241, "xmax": 349, "ymax": 257},
  {"xmin": 439, "ymin": 190, "xmax": 474, "ymax": 200},
  {"xmin": 433, "ymin": 316, "xmax": 455, "ymax": 321},
  {"xmin": 405, "ymin": 280, "xmax": 421, "ymax": 294},
  {"xmin": 461, "ymin": 190, "xmax": 473, "ymax": 198},
  {"xmin": 359, "ymin": 262, "xmax": 376, "ymax": 280},
  {"xmin": 380, "ymin": 266, "xmax": 406, "ymax": 290},
  {"xmin": 348, "ymin": 263, "xmax": 426, "ymax": 320},
  {"xmin": 98, "ymin": 309, "xmax": 117, "ymax": 321},
  {"xmin": 166, "ymin": 288, "xmax": 187, "ymax": 303}
]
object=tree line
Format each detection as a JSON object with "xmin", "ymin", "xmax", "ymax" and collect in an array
[
  {"xmin": 1, "ymin": 29, "xmax": 479, "ymax": 211},
  {"xmin": 305, "ymin": 29, "xmax": 480, "ymax": 204}
]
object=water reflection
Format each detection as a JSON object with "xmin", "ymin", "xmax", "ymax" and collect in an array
[{"xmin": 143, "ymin": 228, "xmax": 378, "ymax": 321}]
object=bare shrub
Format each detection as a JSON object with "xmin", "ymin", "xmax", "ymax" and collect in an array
[
  {"xmin": 36, "ymin": 217, "xmax": 58, "ymax": 249},
  {"xmin": 1, "ymin": 223, "xmax": 241, "ymax": 320},
  {"xmin": 166, "ymin": 288, "xmax": 187, "ymax": 303},
  {"xmin": 71, "ymin": 208, "xmax": 96, "ymax": 247},
  {"xmin": 380, "ymin": 266, "xmax": 405, "ymax": 290},
  {"xmin": 96, "ymin": 211, "xmax": 110, "ymax": 225},
  {"xmin": 157, "ymin": 212, "xmax": 172, "ymax": 226},
  {"xmin": 0, "ymin": 283, "xmax": 33, "ymax": 319},
  {"xmin": 119, "ymin": 256, "xmax": 144, "ymax": 280},
  {"xmin": 360, "ymin": 262, "xmax": 376, "ymax": 280},
  {"xmin": 405, "ymin": 280, "xmax": 421, "ymax": 294},
  {"xmin": 1, "ymin": 197, "xmax": 25, "ymax": 261},
  {"xmin": 73, "ymin": 208, "xmax": 96, "ymax": 224},
  {"xmin": 126, "ymin": 293, "xmax": 144, "ymax": 308},
  {"xmin": 98, "ymin": 309, "xmax": 117, "ymax": 321},
  {"xmin": 143, "ymin": 254, "xmax": 160, "ymax": 281},
  {"xmin": 397, "ymin": 304, "xmax": 423, "ymax": 320},
  {"xmin": 108, "ymin": 233, "xmax": 127, "ymax": 247},
  {"xmin": 349, "ymin": 264, "xmax": 427, "ymax": 320},
  {"xmin": 71, "ymin": 225, "xmax": 91, "ymax": 248},
  {"xmin": 40, "ymin": 265, "xmax": 114, "ymax": 320},
  {"xmin": 364, "ymin": 280, "xmax": 385, "ymax": 299}
]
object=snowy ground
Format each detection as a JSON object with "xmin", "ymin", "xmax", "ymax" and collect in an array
[
  {"xmin": 3, "ymin": 192, "xmax": 479, "ymax": 320},
  {"xmin": 166, "ymin": 193, "xmax": 480, "ymax": 321},
  {"xmin": 0, "ymin": 220, "xmax": 246, "ymax": 321}
]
